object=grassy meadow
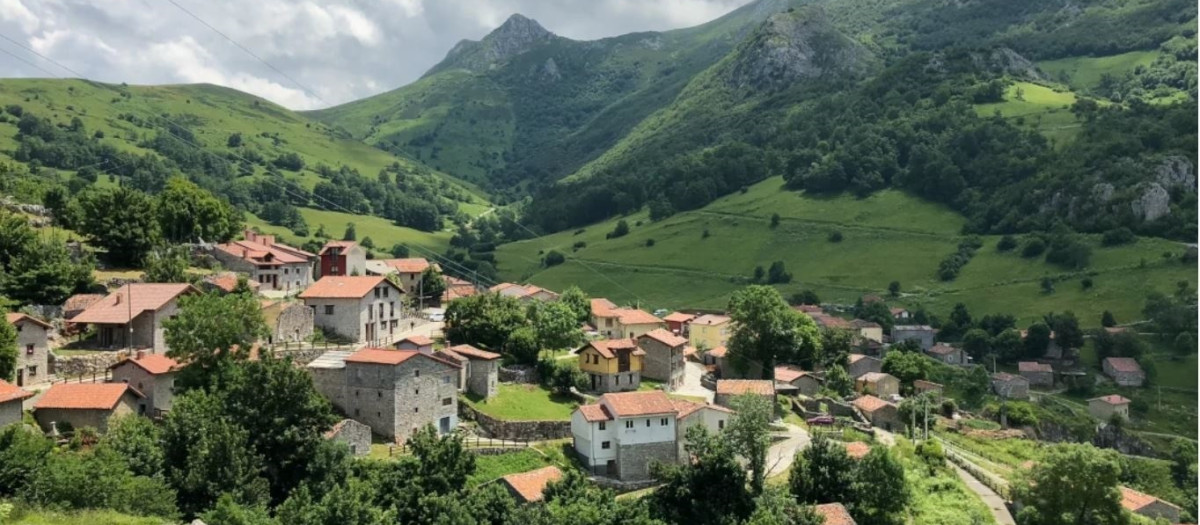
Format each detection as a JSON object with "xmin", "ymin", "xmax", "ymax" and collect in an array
[
  {"xmin": 495, "ymin": 176, "xmax": 1195, "ymax": 327},
  {"xmin": 974, "ymin": 81, "xmax": 1084, "ymax": 145},
  {"xmin": 1037, "ymin": 51, "xmax": 1160, "ymax": 91},
  {"xmin": 244, "ymin": 207, "xmax": 453, "ymax": 255}
]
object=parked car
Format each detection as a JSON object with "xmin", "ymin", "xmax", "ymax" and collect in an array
[{"xmin": 806, "ymin": 415, "xmax": 835, "ymax": 426}]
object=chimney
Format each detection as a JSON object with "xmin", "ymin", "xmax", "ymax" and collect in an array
[
  {"xmin": 136, "ymin": 350, "xmax": 145, "ymax": 360},
  {"xmin": 244, "ymin": 229, "xmax": 257, "ymax": 243},
  {"xmin": 114, "ymin": 293, "xmax": 121, "ymax": 305},
  {"xmin": 262, "ymin": 235, "xmax": 275, "ymax": 246}
]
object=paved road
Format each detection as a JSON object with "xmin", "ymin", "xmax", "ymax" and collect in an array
[
  {"xmin": 765, "ymin": 423, "xmax": 811, "ymax": 478},
  {"xmin": 949, "ymin": 462, "xmax": 1016, "ymax": 525},
  {"xmin": 674, "ymin": 361, "xmax": 714, "ymax": 402}
]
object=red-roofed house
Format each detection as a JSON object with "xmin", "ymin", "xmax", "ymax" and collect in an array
[
  {"xmin": 853, "ymin": 394, "xmax": 901, "ymax": 431},
  {"xmin": 395, "ymin": 334, "xmax": 434, "ymax": 353},
  {"xmin": 715, "ymin": 379, "xmax": 775, "ymax": 408},
  {"xmin": 62, "ymin": 293, "xmax": 105, "ymax": 320},
  {"xmin": 775, "ymin": 365, "xmax": 822, "ymax": 396},
  {"xmin": 1120, "ymin": 486, "xmax": 1181, "ymax": 522},
  {"xmin": 7, "ymin": 313, "xmax": 51, "ymax": 387},
  {"xmin": 300, "ymin": 276, "xmax": 406, "ymax": 343},
  {"xmin": 0, "ymin": 380, "xmax": 34, "ymax": 427},
  {"xmin": 927, "ymin": 343, "xmax": 966, "ymax": 365},
  {"xmin": 575, "ymin": 339, "xmax": 645, "ymax": 392},
  {"xmin": 571, "ymin": 391, "xmax": 728, "ymax": 481},
  {"xmin": 589, "ymin": 298, "xmax": 665, "ymax": 340},
  {"xmin": 318, "ymin": 240, "xmax": 366, "ymax": 278},
  {"xmin": 440, "ymin": 344, "xmax": 501, "ymax": 398},
  {"xmin": 663, "ymin": 312, "xmax": 696, "ymax": 335},
  {"xmin": 1102, "ymin": 357, "xmax": 1145, "ymax": 387},
  {"xmin": 637, "ymin": 329, "xmax": 688, "ymax": 389},
  {"xmin": 491, "ymin": 282, "xmax": 559, "ymax": 303},
  {"xmin": 200, "ymin": 271, "xmax": 261, "ymax": 295},
  {"xmin": 814, "ymin": 502, "xmax": 857, "ymax": 525},
  {"xmin": 442, "ymin": 276, "xmax": 478, "ymax": 303},
  {"xmin": 310, "ymin": 347, "xmax": 461, "ymax": 443},
  {"xmin": 372, "ymin": 258, "xmax": 438, "ymax": 295},
  {"xmin": 501, "ymin": 466, "xmax": 563, "ymax": 503},
  {"xmin": 855, "ymin": 372, "xmax": 900, "ymax": 399},
  {"xmin": 1088, "ymin": 394, "xmax": 1131, "ymax": 421},
  {"xmin": 110, "ymin": 351, "xmax": 180, "ymax": 417},
  {"xmin": 72, "ymin": 283, "xmax": 199, "ymax": 353},
  {"xmin": 33, "ymin": 383, "xmax": 143, "ymax": 433},
  {"xmin": 211, "ymin": 230, "xmax": 316, "ymax": 293}
]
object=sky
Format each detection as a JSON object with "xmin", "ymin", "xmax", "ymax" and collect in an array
[{"xmin": 0, "ymin": 0, "xmax": 753, "ymax": 110}]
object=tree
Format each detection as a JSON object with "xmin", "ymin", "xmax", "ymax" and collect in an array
[
  {"xmin": 818, "ymin": 328, "xmax": 852, "ymax": 370},
  {"xmin": 1101, "ymin": 311, "xmax": 1116, "ymax": 328},
  {"xmin": 824, "ymin": 364, "xmax": 853, "ymax": 397},
  {"xmin": 0, "ymin": 424, "xmax": 53, "ymax": 497},
  {"xmin": 959, "ymin": 365, "xmax": 993, "ymax": 408},
  {"xmin": 1041, "ymin": 277, "xmax": 1055, "ymax": 294},
  {"xmin": 76, "ymin": 187, "xmax": 161, "ymax": 266},
  {"xmin": 342, "ymin": 223, "xmax": 356, "ymax": 241},
  {"xmin": 950, "ymin": 303, "xmax": 972, "ymax": 329},
  {"xmin": 651, "ymin": 426, "xmax": 754, "ymax": 525},
  {"xmin": 559, "ymin": 285, "xmax": 591, "ymax": 324},
  {"xmin": 882, "ymin": 351, "xmax": 932, "ymax": 388},
  {"xmin": 1014, "ymin": 444, "xmax": 1125, "ymax": 525},
  {"xmin": 0, "ymin": 320, "xmax": 15, "ymax": 382},
  {"xmin": 767, "ymin": 261, "xmax": 792, "ymax": 284},
  {"xmin": 888, "ymin": 281, "xmax": 900, "ymax": 297},
  {"xmin": 444, "ymin": 293, "xmax": 527, "ymax": 350},
  {"xmin": 417, "ymin": 267, "xmax": 445, "ymax": 303},
  {"xmin": 162, "ymin": 291, "xmax": 268, "ymax": 389},
  {"xmin": 505, "ymin": 326, "xmax": 541, "ymax": 365},
  {"xmin": 851, "ymin": 446, "xmax": 909, "ymax": 524},
  {"xmin": 854, "ymin": 300, "xmax": 895, "ymax": 332},
  {"xmin": 528, "ymin": 300, "xmax": 584, "ymax": 352},
  {"xmin": 0, "ymin": 237, "xmax": 94, "ymax": 305},
  {"xmin": 789, "ymin": 434, "xmax": 855, "ymax": 504},
  {"xmin": 389, "ymin": 243, "xmax": 409, "ymax": 258},
  {"xmin": 997, "ymin": 235, "xmax": 1018, "ymax": 252},
  {"xmin": 789, "ymin": 290, "xmax": 820, "ymax": 306},
  {"xmin": 726, "ymin": 393, "xmax": 774, "ymax": 496},
  {"xmin": 201, "ymin": 494, "xmax": 277, "ymax": 525},
  {"xmin": 98, "ymin": 415, "xmax": 164, "ymax": 478},
  {"xmin": 962, "ymin": 328, "xmax": 992, "ymax": 362},
  {"xmin": 157, "ymin": 177, "xmax": 241, "ymax": 244},
  {"xmin": 746, "ymin": 486, "xmax": 822, "ymax": 525},
  {"xmin": 607, "ymin": 220, "xmax": 630, "ymax": 239},
  {"xmin": 360, "ymin": 236, "xmax": 374, "ymax": 250},
  {"xmin": 227, "ymin": 132, "xmax": 243, "ymax": 148},
  {"xmin": 992, "ymin": 328, "xmax": 1024, "ymax": 363},
  {"xmin": 770, "ymin": 213, "xmax": 781, "ymax": 229},
  {"xmin": 142, "ymin": 245, "xmax": 190, "ymax": 283},
  {"xmin": 1044, "ymin": 312, "xmax": 1084, "ymax": 351},
  {"xmin": 727, "ymin": 286, "xmax": 821, "ymax": 379},
  {"xmin": 1023, "ymin": 322, "xmax": 1052, "ymax": 359}
]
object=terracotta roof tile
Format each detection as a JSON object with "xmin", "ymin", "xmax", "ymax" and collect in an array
[
  {"xmin": 914, "ymin": 379, "xmax": 943, "ymax": 391},
  {"xmin": 928, "ymin": 344, "xmax": 959, "ymax": 356},
  {"xmin": 844, "ymin": 441, "xmax": 871, "ymax": 459},
  {"xmin": 774, "ymin": 365, "xmax": 810, "ymax": 383},
  {"xmin": 215, "ymin": 238, "xmax": 309, "ymax": 265},
  {"xmin": 850, "ymin": 319, "xmax": 882, "ymax": 329},
  {"xmin": 1119, "ymin": 486, "xmax": 1180, "ymax": 513},
  {"xmin": 502, "ymin": 466, "xmax": 563, "ymax": 503},
  {"xmin": 691, "ymin": 314, "xmax": 731, "ymax": 326},
  {"xmin": 708, "ymin": 346, "xmax": 728, "ymax": 358},
  {"xmin": 398, "ymin": 335, "xmax": 434, "ymax": 347},
  {"xmin": 852, "ymin": 395, "xmax": 891, "ymax": 413},
  {"xmin": 848, "ymin": 353, "xmax": 873, "ymax": 364},
  {"xmin": 6, "ymin": 312, "xmax": 51, "ymax": 329},
  {"xmin": 0, "ymin": 380, "xmax": 34, "ymax": 404},
  {"xmin": 1018, "ymin": 361, "xmax": 1053, "ymax": 373},
  {"xmin": 72, "ymin": 284, "xmax": 197, "ymax": 324},
  {"xmin": 601, "ymin": 390, "xmax": 676, "ymax": 417},
  {"xmin": 590, "ymin": 298, "xmax": 618, "ymax": 316},
  {"xmin": 716, "ymin": 379, "xmax": 774, "ymax": 396},
  {"xmin": 811, "ymin": 313, "xmax": 852, "ymax": 329},
  {"xmin": 63, "ymin": 294, "xmax": 106, "ymax": 316},
  {"xmin": 814, "ymin": 503, "xmax": 857, "ymax": 525},
  {"xmin": 639, "ymin": 328, "xmax": 687, "ymax": 348},
  {"xmin": 110, "ymin": 353, "xmax": 179, "ymax": 375},
  {"xmin": 858, "ymin": 372, "xmax": 894, "ymax": 384},
  {"xmin": 614, "ymin": 308, "xmax": 663, "ymax": 326},
  {"xmin": 578, "ymin": 404, "xmax": 613, "ymax": 422},
  {"xmin": 345, "ymin": 348, "xmax": 421, "ymax": 366},
  {"xmin": 34, "ymin": 383, "xmax": 142, "ymax": 410},
  {"xmin": 671, "ymin": 399, "xmax": 733, "ymax": 420},
  {"xmin": 382, "ymin": 258, "xmax": 431, "ymax": 274},
  {"xmin": 1091, "ymin": 394, "xmax": 1131, "ymax": 405},
  {"xmin": 318, "ymin": 240, "xmax": 358, "ymax": 255},
  {"xmin": 1103, "ymin": 357, "xmax": 1143, "ymax": 373},
  {"xmin": 663, "ymin": 312, "xmax": 696, "ymax": 323},
  {"xmin": 300, "ymin": 276, "xmax": 396, "ymax": 299},
  {"xmin": 579, "ymin": 339, "xmax": 639, "ymax": 359},
  {"xmin": 203, "ymin": 272, "xmax": 259, "ymax": 293},
  {"xmin": 446, "ymin": 344, "xmax": 501, "ymax": 360}
]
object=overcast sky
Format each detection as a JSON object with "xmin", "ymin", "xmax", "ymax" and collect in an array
[{"xmin": 0, "ymin": 0, "xmax": 752, "ymax": 110}]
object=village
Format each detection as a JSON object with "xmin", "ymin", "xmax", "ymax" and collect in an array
[{"xmin": 1, "ymin": 227, "xmax": 1192, "ymax": 525}]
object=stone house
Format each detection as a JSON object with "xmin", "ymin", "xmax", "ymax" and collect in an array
[
  {"xmin": 687, "ymin": 313, "xmax": 732, "ymax": 350},
  {"xmin": 440, "ymin": 344, "xmax": 501, "ymax": 398},
  {"xmin": 913, "ymin": 379, "xmax": 943, "ymax": 397},
  {"xmin": 1120, "ymin": 486, "xmax": 1182, "ymax": 523},
  {"xmin": 855, "ymin": 372, "xmax": 900, "ymax": 399},
  {"xmin": 927, "ymin": 343, "xmax": 966, "ymax": 365},
  {"xmin": 62, "ymin": 293, "xmax": 105, "ymax": 321},
  {"xmin": 663, "ymin": 312, "xmax": 695, "ymax": 335},
  {"xmin": 589, "ymin": 298, "xmax": 665, "ymax": 339},
  {"xmin": 774, "ymin": 365, "xmax": 822, "ymax": 396},
  {"xmin": 850, "ymin": 319, "xmax": 884, "ymax": 343},
  {"xmin": 308, "ymin": 347, "xmax": 461, "ymax": 444},
  {"xmin": 109, "ymin": 352, "xmax": 179, "ymax": 417},
  {"xmin": 33, "ymin": 383, "xmax": 143, "ymax": 433},
  {"xmin": 1102, "ymin": 357, "xmax": 1145, "ymax": 387},
  {"xmin": 395, "ymin": 335, "xmax": 434, "ymax": 353},
  {"xmin": 442, "ymin": 276, "xmax": 478, "ymax": 303},
  {"xmin": 715, "ymin": 379, "xmax": 774, "ymax": 409},
  {"xmin": 372, "ymin": 258, "xmax": 437, "ymax": 295},
  {"xmin": 501, "ymin": 466, "xmax": 563, "ymax": 503},
  {"xmin": 72, "ymin": 283, "xmax": 198, "ymax": 353},
  {"xmin": 637, "ymin": 329, "xmax": 687, "ymax": 389},
  {"xmin": 575, "ymin": 339, "xmax": 643, "ymax": 393},
  {"xmin": 490, "ymin": 282, "xmax": 559, "ymax": 302},
  {"xmin": 211, "ymin": 230, "xmax": 316, "ymax": 294},
  {"xmin": 1088, "ymin": 394, "xmax": 1131, "ymax": 421},
  {"xmin": 7, "ymin": 313, "xmax": 51, "ymax": 387},
  {"xmin": 325, "ymin": 418, "xmax": 372, "ymax": 456},
  {"xmin": 846, "ymin": 353, "xmax": 882, "ymax": 379},
  {"xmin": 814, "ymin": 502, "xmax": 858, "ymax": 525},
  {"xmin": 1018, "ymin": 361, "xmax": 1054, "ymax": 387},
  {"xmin": 200, "ymin": 272, "xmax": 260, "ymax": 295},
  {"xmin": 991, "ymin": 372, "xmax": 1030, "ymax": 400},
  {"xmin": 890, "ymin": 325, "xmax": 935, "ymax": 351},
  {"xmin": 318, "ymin": 240, "xmax": 366, "ymax": 278},
  {"xmin": 260, "ymin": 300, "xmax": 314, "ymax": 344},
  {"xmin": 810, "ymin": 313, "xmax": 852, "ymax": 331},
  {"xmin": 853, "ymin": 394, "xmax": 901, "ymax": 431},
  {"xmin": 704, "ymin": 345, "xmax": 729, "ymax": 377},
  {"xmin": 0, "ymin": 380, "xmax": 34, "ymax": 427},
  {"xmin": 571, "ymin": 391, "xmax": 726, "ymax": 481},
  {"xmin": 299, "ymin": 276, "xmax": 406, "ymax": 343}
]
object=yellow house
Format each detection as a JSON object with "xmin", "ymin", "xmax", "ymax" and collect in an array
[
  {"xmin": 575, "ymin": 339, "xmax": 644, "ymax": 393},
  {"xmin": 689, "ymin": 314, "xmax": 732, "ymax": 351},
  {"xmin": 590, "ymin": 298, "xmax": 665, "ymax": 339}
]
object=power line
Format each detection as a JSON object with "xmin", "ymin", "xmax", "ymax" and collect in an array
[
  {"xmin": 0, "ymin": 45, "xmax": 61, "ymax": 77},
  {"xmin": 0, "ymin": 33, "xmax": 83, "ymax": 77}
]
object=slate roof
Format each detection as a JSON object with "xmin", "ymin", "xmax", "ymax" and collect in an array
[
  {"xmin": 0, "ymin": 380, "xmax": 33, "ymax": 404},
  {"xmin": 300, "ymin": 276, "xmax": 394, "ymax": 299},
  {"xmin": 502, "ymin": 466, "xmax": 563, "ymax": 503},
  {"xmin": 601, "ymin": 390, "xmax": 676, "ymax": 417},
  {"xmin": 639, "ymin": 328, "xmax": 687, "ymax": 347},
  {"xmin": 716, "ymin": 379, "xmax": 774, "ymax": 396},
  {"xmin": 35, "ymin": 383, "xmax": 142, "ymax": 410},
  {"xmin": 72, "ymin": 284, "xmax": 197, "ymax": 324}
]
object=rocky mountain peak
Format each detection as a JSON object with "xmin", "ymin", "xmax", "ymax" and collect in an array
[
  {"xmin": 426, "ymin": 14, "xmax": 556, "ymax": 77},
  {"xmin": 725, "ymin": 6, "xmax": 870, "ymax": 93}
]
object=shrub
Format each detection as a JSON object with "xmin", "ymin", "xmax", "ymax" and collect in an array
[
  {"xmin": 828, "ymin": 231, "xmax": 843, "ymax": 243},
  {"xmin": 1081, "ymin": 277, "xmax": 1093, "ymax": 289},
  {"xmin": 702, "ymin": 228, "xmax": 711, "ymax": 239},
  {"xmin": 645, "ymin": 239, "xmax": 655, "ymax": 247},
  {"xmin": 606, "ymin": 220, "xmax": 630, "ymax": 239},
  {"xmin": 572, "ymin": 241, "xmax": 586, "ymax": 251},
  {"xmin": 940, "ymin": 399, "xmax": 957, "ymax": 418},
  {"xmin": 770, "ymin": 213, "xmax": 781, "ymax": 228},
  {"xmin": 997, "ymin": 235, "xmax": 1018, "ymax": 252},
  {"xmin": 767, "ymin": 261, "xmax": 791, "ymax": 284},
  {"xmin": 1101, "ymin": 227, "xmax": 1136, "ymax": 246},
  {"xmin": 1022, "ymin": 238, "xmax": 1047, "ymax": 258},
  {"xmin": 543, "ymin": 250, "xmax": 565, "ymax": 267}
]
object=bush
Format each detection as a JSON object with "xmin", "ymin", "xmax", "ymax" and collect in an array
[
  {"xmin": 997, "ymin": 235, "xmax": 1018, "ymax": 252},
  {"xmin": 543, "ymin": 250, "xmax": 565, "ymax": 267},
  {"xmin": 767, "ymin": 261, "xmax": 791, "ymax": 284},
  {"xmin": 941, "ymin": 399, "xmax": 957, "ymax": 418},
  {"xmin": 770, "ymin": 213, "xmax": 781, "ymax": 228},
  {"xmin": 1081, "ymin": 277, "xmax": 1094, "ymax": 289},
  {"xmin": 572, "ymin": 241, "xmax": 586, "ymax": 251},
  {"xmin": 645, "ymin": 239, "xmax": 655, "ymax": 247},
  {"xmin": 702, "ymin": 228, "xmax": 711, "ymax": 239},
  {"xmin": 828, "ymin": 231, "xmax": 843, "ymax": 242},
  {"xmin": 1022, "ymin": 238, "xmax": 1047, "ymax": 258},
  {"xmin": 1102, "ymin": 227, "xmax": 1136, "ymax": 246},
  {"xmin": 606, "ymin": 220, "xmax": 630, "ymax": 239}
]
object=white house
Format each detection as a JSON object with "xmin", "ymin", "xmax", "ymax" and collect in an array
[
  {"xmin": 211, "ymin": 230, "xmax": 316, "ymax": 293},
  {"xmin": 299, "ymin": 276, "xmax": 406, "ymax": 343}
]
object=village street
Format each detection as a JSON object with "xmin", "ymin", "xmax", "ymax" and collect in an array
[{"xmin": 765, "ymin": 423, "xmax": 811, "ymax": 478}]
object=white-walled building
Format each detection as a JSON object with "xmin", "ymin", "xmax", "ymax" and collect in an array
[{"xmin": 299, "ymin": 276, "xmax": 406, "ymax": 343}]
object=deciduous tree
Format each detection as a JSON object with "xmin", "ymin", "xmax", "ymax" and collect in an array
[
  {"xmin": 727, "ymin": 285, "xmax": 821, "ymax": 378},
  {"xmin": 1014, "ymin": 444, "xmax": 1124, "ymax": 525}
]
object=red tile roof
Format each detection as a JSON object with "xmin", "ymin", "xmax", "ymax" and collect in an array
[
  {"xmin": 928, "ymin": 344, "xmax": 960, "ymax": 356},
  {"xmin": 639, "ymin": 328, "xmax": 687, "ymax": 348},
  {"xmin": 1018, "ymin": 361, "xmax": 1053, "ymax": 373},
  {"xmin": 852, "ymin": 395, "xmax": 891, "ymax": 413},
  {"xmin": 35, "ymin": 383, "xmax": 142, "ymax": 410},
  {"xmin": 62, "ymin": 293, "xmax": 106, "ymax": 315},
  {"xmin": 601, "ymin": 390, "xmax": 676, "ymax": 417},
  {"xmin": 203, "ymin": 272, "xmax": 259, "ymax": 293},
  {"xmin": 72, "ymin": 284, "xmax": 197, "ymax": 324},
  {"xmin": 300, "ymin": 276, "xmax": 394, "ymax": 299},
  {"xmin": 614, "ymin": 308, "xmax": 663, "ymax": 326},
  {"xmin": 578, "ymin": 403, "xmax": 613, "ymax": 422},
  {"xmin": 6, "ymin": 312, "xmax": 51, "ymax": 329},
  {"xmin": 346, "ymin": 347, "xmax": 461, "ymax": 368},
  {"xmin": 1103, "ymin": 357, "xmax": 1143, "ymax": 373},
  {"xmin": 398, "ymin": 335, "xmax": 434, "ymax": 347},
  {"xmin": 0, "ymin": 380, "xmax": 33, "ymax": 404},
  {"xmin": 914, "ymin": 379, "xmax": 943, "ymax": 391},
  {"xmin": 671, "ymin": 399, "xmax": 734, "ymax": 419},
  {"xmin": 848, "ymin": 353, "xmax": 873, "ymax": 364},
  {"xmin": 716, "ymin": 379, "xmax": 774, "ymax": 396},
  {"xmin": 774, "ymin": 365, "xmax": 810, "ymax": 383},
  {"xmin": 215, "ymin": 238, "xmax": 309, "ymax": 266},
  {"xmin": 110, "ymin": 353, "xmax": 179, "ymax": 375},
  {"xmin": 443, "ymin": 277, "xmax": 478, "ymax": 302},
  {"xmin": 844, "ymin": 441, "xmax": 871, "ymax": 459},
  {"xmin": 1119, "ymin": 486, "xmax": 1180, "ymax": 513},
  {"xmin": 580, "ymin": 339, "xmax": 641, "ymax": 359},
  {"xmin": 502, "ymin": 466, "xmax": 563, "ymax": 503},
  {"xmin": 1091, "ymin": 394, "xmax": 1131, "ymax": 405},
  {"xmin": 663, "ymin": 312, "xmax": 695, "ymax": 323},
  {"xmin": 382, "ymin": 258, "xmax": 431, "ymax": 274},
  {"xmin": 708, "ymin": 346, "xmax": 728, "ymax": 358},
  {"xmin": 811, "ymin": 313, "xmax": 852, "ymax": 330},
  {"xmin": 445, "ymin": 344, "xmax": 501, "ymax": 361},
  {"xmin": 590, "ymin": 298, "xmax": 618, "ymax": 316},
  {"xmin": 691, "ymin": 314, "xmax": 731, "ymax": 326},
  {"xmin": 814, "ymin": 503, "xmax": 857, "ymax": 525},
  {"xmin": 318, "ymin": 240, "xmax": 358, "ymax": 255},
  {"xmin": 991, "ymin": 372, "xmax": 1026, "ymax": 382}
]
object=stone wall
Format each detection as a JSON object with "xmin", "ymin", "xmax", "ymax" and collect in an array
[
  {"xmin": 499, "ymin": 364, "xmax": 538, "ymax": 384},
  {"xmin": 53, "ymin": 352, "xmax": 122, "ymax": 378},
  {"xmin": 463, "ymin": 405, "xmax": 571, "ymax": 441},
  {"xmin": 327, "ymin": 419, "xmax": 372, "ymax": 456},
  {"xmin": 617, "ymin": 440, "xmax": 676, "ymax": 481}
]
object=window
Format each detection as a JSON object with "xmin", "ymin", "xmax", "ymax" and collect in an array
[
  {"xmin": 332, "ymin": 266, "xmax": 339, "ymax": 273},
  {"xmin": 414, "ymin": 407, "xmax": 419, "ymax": 413},
  {"xmin": 718, "ymin": 420, "xmax": 725, "ymax": 430},
  {"xmin": 443, "ymin": 375, "xmax": 451, "ymax": 384},
  {"xmin": 442, "ymin": 398, "xmax": 452, "ymax": 406},
  {"xmin": 374, "ymin": 288, "xmax": 381, "ymax": 299},
  {"xmin": 354, "ymin": 408, "xmax": 360, "ymax": 416},
  {"xmin": 383, "ymin": 287, "xmax": 389, "ymax": 298},
  {"xmin": 324, "ymin": 305, "xmax": 334, "ymax": 315},
  {"xmin": 645, "ymin": 419, "xmax": 650, "ymax": 427},
  {"xmin": 414, "ymin": 388, "xmax": 419, "ymax": 395},
  {"xmin": 598, "ymin": 422, "xmax": 606, "ymax": 430},
  {"xmin": 660, "ymin": 418, "xmax": 668, "ymax": 426},
  {"xmin": 601, "ymin": 441, "xmax": 611, "ymax": 449},
  {"xmin": 390, "ymin": 302, "xmax": 395, "ymax": 317},
  {"xmin": 624, "ymin": 420, "xmax": 633, "ymax": 429},
  {"xmin": 377, "ymin": 391, "xmax": 382, "ymax": 398},
  {"xmin": 25, "ymin": 344, "xmax": 33, "ymax": 355},
  {"xmin": 28, "ymin": 365, "xmax": 36, "ymax": 376},
  {"xmin": 415, "ymin": 370, "xmax": 420, "ymax": 378}
]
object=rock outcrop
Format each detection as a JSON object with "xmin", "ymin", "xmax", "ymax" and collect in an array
[
  {"xmin": 1131, "ymin": 182, "xmax": 1171, "ymax": 222},
  {"xmin": 1154, "ymin": 155, "xmax": 1196, "ymax": 190},
  {"xmin": 427, "ymin": 14, "xmax": 556, "ymax": 76},
  {"xmin": 726, "ymin": 7, "xmax": 869, "ymax": 93}
]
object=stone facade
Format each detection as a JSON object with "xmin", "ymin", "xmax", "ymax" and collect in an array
[
  {"xmin": 617, "ymin": 441, "xmax": 677, "ymax": 481},
  {"xmin": 499, "ymin": 365, "xmax": 538, "ymax": 384},
  {"xmin": 53, "ymin": 352, "xmax": 122, "ymax": 378},
  {"xmin": 263, "ymin": 301, "xmax": 314, "ymax": 344},
  {"xmin": 891, "ymin": 326, "xmax": 935, "ymax": 351},
  {"xmin": 0, "ymin": 398, "xmax": 25, "ymax": 427},
  {"xmin": 466, "ymin": 406, "xmax": 572, "ymax": 440},
  {"xmin": 846, "ymin": 354, "xmax": 882, "ymax": 379},
  {"xmin": 991, "ymin": 373, "xmax": 1030, "ymax": 400},
  {"xmin": 326, "ymin": 419, "xmax": 372, "ymax": 456},
  {"xmin": 467, "ymin": 359, "xmax": 498, "ymax": 399},
  {"xmin": 92, "ymin": 298, "xmax": 183, "ymax": 353},
  {"xmin": 109, "ymin": 362, "xmax": 176, "ymax": 416},
  {"xmin": 35, "ymin": 399, "xmax": 138, "ymax": 434},
  {"xmin": 1102, "ymin": 358, "xmax": 1145, "ymax": 387},
  {"xmin": 1088, "ymin": 396, "xmax": 1130, "ymax": 421},
  {"xmin": 636, "ymin": 333, "xmax": 686, "ymax": 389},
  {"xmin": 8, "ymin": 314, "xmax": 51, "ymax": 387}
]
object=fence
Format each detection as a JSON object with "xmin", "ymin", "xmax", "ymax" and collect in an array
[
  {"xmin": 385, "ymin": 436, "xmax": 532, "ymax": 457},
  {"xmin": 49, "ymin": 369, "xmax": 111, "ymax": 385}
]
